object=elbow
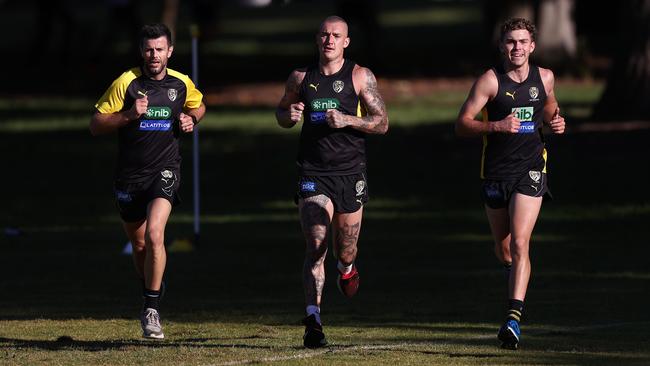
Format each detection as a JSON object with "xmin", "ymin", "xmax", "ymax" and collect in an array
[
  {"xmin": 454, "ymin": 121, "xmax": 470, "ymax": 138},
  {"xmin": 275, "ymin": 109, "xmax": 295, "ymax": 129},
  {"xmin": 379, "ymin": 118, "xmax": 389, "ymax": 134},
  {"xmin": 454, "ymin": 122, "xmax": 462, "ymax": 137},
  {"xmin": 89, "ymin": 119, "xmax": 105, "ymax": 136},
  {"xmin": 89, "ymin": 122, "xmax": 99, "ymax": 136}
]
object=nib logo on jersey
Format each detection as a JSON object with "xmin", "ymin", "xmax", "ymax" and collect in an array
[
  {"xmin": 309, "ymin": 98, "xmax": 340, "ymax": 124},
  {"xmin": 512, "ymin": 107, "xmax": 535, "ymax": 134},
  {"xmin": 140, "ymin": 106, "xmax": 173, "ymax": 131}
]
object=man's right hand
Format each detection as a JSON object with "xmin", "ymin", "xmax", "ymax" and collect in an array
[
  {"xmin": 289, "ymin": 102, "xmax": 305, "ymax": 123},
  {"xmin": 497, "ymin": 112, "xmax": 521, "ymax": 133},
  {"xmin": 128, "ymin": 94, "xmax": 148, "ymax": 120}
]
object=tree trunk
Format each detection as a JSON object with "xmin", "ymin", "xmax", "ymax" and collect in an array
[
  {"xmin": 592, "ymin": 1, "xmax": 650, "ymax": 121},
  {"xmin": 536, "ymin": 0, "xmax": 577, "ymax": 65}
]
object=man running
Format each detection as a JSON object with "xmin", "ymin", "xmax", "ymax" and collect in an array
[
  {"xmin": 456, "ymin": 18, "xmax": 565, "ymax": 350},
  {"xmin": 276, "ymin": 15, "xmax": 388, "ymax": 348},
  {"xmin": 90, "ymin": 23, "xmax": 205, "ymax": 339}
]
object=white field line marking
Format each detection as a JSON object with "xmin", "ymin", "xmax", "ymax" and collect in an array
[
  {"xmin": 207, "ymin": 321, "xmax": 650, "ymax": 365},
  {"xmin": 211, "ymin": 342, "xmax": 424, "ymax": 366}
]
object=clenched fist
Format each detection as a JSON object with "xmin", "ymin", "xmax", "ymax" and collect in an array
[
  {"xmin": 326, "ymin": 109, "xmax": 348, "ymax": 129},
  {"xmin": 179, "ymin": 112, "xmax": 195, "ymax": 133},
  {"xmin": 498, "ymin": 112, "xmax": 521, "ymax": 134},
  {"xmin": 289, "ymin": 102, "xmax": 305, "ymax": 123},
  {"xmin": 548, "ymin": 107, "xmax": 565, "ymax": 134},
  {"xmin": 129, "ymin": 94, "xmax": 148, "ymax": 120}
]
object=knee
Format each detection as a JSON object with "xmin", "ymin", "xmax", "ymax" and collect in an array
[
  {"xmin": 494, "ymin": 241, "xmax": 510, "ymax": 263},
  {"xmin": 132, "ymin": 239, "xmax": 146, "ymax": 253},
  {"xmin": 510, "ymin": 237, "xmax": 530, "ymax": 257},
  {"xmin": 145, "ymin": 228, "xmax": 165, "ymax": 250},
  {"xmin": 305, "ymin": 242, "xmax": 327, "ymax": 263}
]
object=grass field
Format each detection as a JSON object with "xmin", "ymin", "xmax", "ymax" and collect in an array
[{"xmin": 1, "ymin": 81, "xmax": 650, "ymax": 365}]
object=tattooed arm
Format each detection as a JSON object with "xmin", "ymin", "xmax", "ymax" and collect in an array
[
  {"xmin": 276, "ymin": 69, "xmax": 306, "ymax": 128},
  {"xmin": 325, "ymin": 66, "xmax": 389, "ymax": 134}
]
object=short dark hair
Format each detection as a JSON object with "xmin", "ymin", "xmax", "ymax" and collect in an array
[
  {"xmin": 139, "ymin": 23, "xmax": 172, "ymax": 48},
  {"xmin": 500, "ymin": 18, "xmax": 536, "ymax": 42}
]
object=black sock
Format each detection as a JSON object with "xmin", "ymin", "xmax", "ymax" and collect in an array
[
  {"xmin": 143, "ymin": 288, "xmax": 161, "ymax": 310},
  {"xmin": 506, "ymin": 299, "xmax": 524, "ymax": 322}
]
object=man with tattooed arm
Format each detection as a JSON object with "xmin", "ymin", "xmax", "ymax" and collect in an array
[{"xmin": 275, "ymin": 15, "xmax": 389, "ymax": 349}]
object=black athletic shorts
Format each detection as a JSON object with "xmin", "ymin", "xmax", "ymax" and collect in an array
[
  {"xmin": 114, "ymin": 168, "xmax": 181, "ymax": 222},
  {"xmin": 295, "ymin": 172, "xmax": 369, "ymax": 213},
  {"xmin": 481, "ymin": 169, "xmax": 552, "ymax": 209}
]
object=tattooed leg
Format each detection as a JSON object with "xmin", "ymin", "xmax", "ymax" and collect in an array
[
  {"xmin": 299, "ymin": 195, "xmax": 334, "ymax": 307},
  {"xmin": 332, "ymin": 207, "xmax": 363, "ymax": 266}
]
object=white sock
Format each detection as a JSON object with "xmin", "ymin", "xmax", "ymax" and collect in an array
[
  {"xmin": 306, "ymin": 305, "xmax": 321, "ymax": 324},
  {"xmin": 337, "ymin": 261, "xmax": 353, "ymax": 275}
]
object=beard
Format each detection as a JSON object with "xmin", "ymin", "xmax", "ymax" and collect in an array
[{"xmin": 145, "ymin": 60, "xmax": 166, "ymax": 77}]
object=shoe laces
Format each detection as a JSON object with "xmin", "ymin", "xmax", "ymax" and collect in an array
[{"xmin": 144, "ymin": 309, "xmax": 161, "ymax": 327}]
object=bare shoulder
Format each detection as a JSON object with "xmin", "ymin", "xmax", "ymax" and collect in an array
[
  {"xmin": 288, "ymin": 67, "xmax": 307, "ymax": 85},
  {"xmin": 538, "ymin": 66, "xmax": 555, "ymax": 84},
  {"xmin": 538, "ymin": 66, "xmax": 555, "ymax": 93},
  {"xmin": 283, "ymin": 67, "xmax": 307, "ymax": 95},
  {"xmin": 473, "ymin": 69, "xmax": 498, "ymax": 99},
  {"xmin": 352, "ymin": 64, "xmax": 376, "ymax": 94}
]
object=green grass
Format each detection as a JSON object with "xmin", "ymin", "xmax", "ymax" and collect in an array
[
  {"xmin": 0, "ymin": 80, "xmax": 603, "ymax": 133},
  {"xmin": 1, "ymin": 80, "xmax": 649, "ymax": 365},
  {"xmin": 3, "ymin": 321, "xmax": 648, "ymax": 365}
]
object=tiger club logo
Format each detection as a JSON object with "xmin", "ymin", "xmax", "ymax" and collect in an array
[
  {"xmin": 333, "ymin": 80, "xmax": 344, "ymax": 93},
  {"xmin": 168, "ymin": 88, "xmax": 177, "ymax": 101}
]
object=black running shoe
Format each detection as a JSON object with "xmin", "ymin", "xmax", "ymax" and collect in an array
[{"xmin": 302, "ymin": 314, "xmax": 327, "ymax": 348}]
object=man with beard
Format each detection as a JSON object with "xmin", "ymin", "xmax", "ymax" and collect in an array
[{"xmin": 90, "ymin": 23, "xmax": 205, "ymax": 339}]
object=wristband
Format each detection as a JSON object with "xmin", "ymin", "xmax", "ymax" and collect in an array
[{"xmin": 191, "ymin": 115, "xmax": 198, "ymax": 125}]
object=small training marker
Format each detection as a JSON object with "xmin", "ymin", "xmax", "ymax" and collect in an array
[
  {"xmin": 168, "ymin": 238, "xmax": 194, "ymax": 253},
  {"xmin": 122, "ymin": 241, "xmax": 133, "ymax": 255}
]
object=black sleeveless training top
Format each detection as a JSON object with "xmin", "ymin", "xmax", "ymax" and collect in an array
[
  {"xmin": 481, "ymin": 64, "xmax": 548, "ymax": 180},
  {"xmin": 297, "ymin": 59, "xmax": 366, "ymax": 175}
]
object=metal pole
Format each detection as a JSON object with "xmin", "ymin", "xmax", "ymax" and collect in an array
[{"xmin": 190, "ymin": 24, "xmax": 200, "ymax": 246}]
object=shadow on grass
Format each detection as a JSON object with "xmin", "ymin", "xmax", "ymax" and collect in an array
[
  {"xmin": 0, "ymin": 336, "xmax": 275, "ymax": 352},
  {"xmin": 1, "ymin": 122, "xmax": 649, "ymax": 366}
]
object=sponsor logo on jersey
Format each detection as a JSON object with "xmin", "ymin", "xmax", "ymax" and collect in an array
[
  {"xmin": 168, "ymin": 88, "xmax": 177, "ymax": 101},
  {"xmin": 512, "ymin": 107, "xmax": 535, "ymax": 134},
  {"xmin": 139, "ymin": 121, "xmax": 172, "ymax": 131},
  {"xmin": 333, "ymin": 80, "xmax": 344, "ymax": 93},
  {"xmin": 145, "ymin": 107, "xmax": 172, "ymax": 119},
  {"xmin": 310, "ymin": 112, "xmax": 327, "ymax": 124},
  {"xmin": 301, "ymin": 181, "xmax": 316, "ymax": 192},
  {"xmin": 309, "ymin": 83, "xmax": 319, "ymax": 92},
  {"xmin": 505, "ymin": 91, "xmax": 516, "ymax": 100},
  {"xmin": 529, "ymin": 86, "xmax": 539, "ymax": 101},
  {"xmin": 311, "ymin": 98, "xmax": 340, "ymax": 111},
  {"xmin": 140, "ymin": 106, "xmax": 173, "ymax": 130}
]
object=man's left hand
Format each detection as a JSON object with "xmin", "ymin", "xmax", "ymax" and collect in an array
[
  {"xmin": 549, "ymin": 107, "xmax": 565, "ymax": 134},
  {"xmin": 179, "ymin": 113, "xmax": 195, "ymax": 133},
  {"xmin": 326, "ymin": 109, "xmax": 348, "ymax": 129}
]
